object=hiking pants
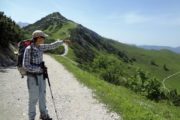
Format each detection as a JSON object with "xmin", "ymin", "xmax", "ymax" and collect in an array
[{"xmin": 27, "ymin": 74, "xmax": 48, "ymax": 120}]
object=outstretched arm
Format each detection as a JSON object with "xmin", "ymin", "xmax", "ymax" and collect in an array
[{"xmin": 39, "ymin": 40, "xmax": 64, "ymax": 51}]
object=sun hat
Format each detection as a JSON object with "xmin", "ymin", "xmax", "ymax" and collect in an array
[{"xmin": 32, "ymin": 30, "xmax": 48, "ymax": 38}]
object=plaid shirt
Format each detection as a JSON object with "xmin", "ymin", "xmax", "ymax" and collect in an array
[{"xmin": 23, "ymin": 40, "xmax": 63, "ymax": 73}]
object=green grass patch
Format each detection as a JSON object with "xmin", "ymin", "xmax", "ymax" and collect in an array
[
  {"xmin": 165, "ymin": 74, "xmax": 180, "ymax": 93},
  {"xmin": 51, "ymin": 54, "xmax": 180, "ymax": 120},
  {"xmin": 44, "ymin": 21, "xmax": 77, "ymax": 40},
  {"xmin": 52, "ymin": 21, "xmax": 77, "ymax": 39}
]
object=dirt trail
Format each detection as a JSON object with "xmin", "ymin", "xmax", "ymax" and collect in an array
[{"xmin": 0, "ymin": 54, "xmax": 120, "ymax": 120}]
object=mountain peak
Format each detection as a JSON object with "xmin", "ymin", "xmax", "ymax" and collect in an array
[
  {"xmin": 46, "ymin": 12, "xmax": 67, "ymax": 21},
  {"xmin": 51, "ymin": 12, "xmax": 62, "ymax": 16},
  {"xmin": 23, "ymin": 12, "xmax": 69, "ymax": 32},
  {"xmin": 17, "ymin": 21, "xmax": 29, "ymax": 28}
]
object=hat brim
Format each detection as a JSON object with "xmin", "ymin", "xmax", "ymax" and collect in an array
[{"xmin": 44, "ymin": 34, "xmax": 48, "ymax": 38}]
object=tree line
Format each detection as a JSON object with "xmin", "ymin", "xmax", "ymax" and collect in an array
[{"xmin": 0, "ymin": 11, "xmax": 24, "ymax": 47}]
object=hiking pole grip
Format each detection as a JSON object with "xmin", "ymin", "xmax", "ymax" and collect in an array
[{"xmin": 41, "ymin": 61, "xmax": 49, "ymax": 80}]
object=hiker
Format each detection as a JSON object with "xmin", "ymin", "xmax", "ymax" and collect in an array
[{"xmin": 23, "ymin": 30, "xmax": 69, "ymax": 120}]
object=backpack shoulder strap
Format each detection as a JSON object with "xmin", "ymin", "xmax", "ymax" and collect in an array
[{"xmin": 30, "ymin": 44, "xmax": 33, "ymax": 64}]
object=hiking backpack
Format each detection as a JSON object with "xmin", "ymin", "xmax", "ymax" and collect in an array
[{"xmin": 17, "ymin": 39, "xmax": 32, "ymax": 78}]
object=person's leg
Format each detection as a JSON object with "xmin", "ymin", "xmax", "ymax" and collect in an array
[
  {"xmin": 27, "ymin": 75, "xmax": 39, "ymax": 120},
  {"xmin": 38, "ymin": 75, "xmax": 48, "ymax": 116}
]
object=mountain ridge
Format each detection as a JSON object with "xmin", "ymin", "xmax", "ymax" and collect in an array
[
  {"xmin": 17, "ymin": 22, "xmax": 29, "ymax": 28},
  {"xmin": 139, "ymin": 45, "xmax": 180, "ymax": 54}
]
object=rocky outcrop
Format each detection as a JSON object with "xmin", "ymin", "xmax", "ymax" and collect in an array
[{"xmin": 0, "ymin": 44, "xmax": 17, "ymax": 67}]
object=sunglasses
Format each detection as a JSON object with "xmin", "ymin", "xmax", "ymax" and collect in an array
[{"xmin": 38, "ymin": 36, "xmax": 45, "ymax": 39}]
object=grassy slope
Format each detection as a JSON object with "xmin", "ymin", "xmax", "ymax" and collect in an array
[
  {"xmin": 109, "ymin": 41, "xmax": 180, "ymax": 92},
  {"xmin": 52, "ymin": 54, "xmax": 180, "ymax": 120},
  {"xmin": 44, "ymin": 21, "xmax": 77, "ymax": 40}
]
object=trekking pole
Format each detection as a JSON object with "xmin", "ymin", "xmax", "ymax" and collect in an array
[
  {"xmin": 47, "ymin": 73, "xmax": 60, "ymax": 120},
  {"xmin": 42, "ymin": 62, "xmax": 60, "ymax": 120}
]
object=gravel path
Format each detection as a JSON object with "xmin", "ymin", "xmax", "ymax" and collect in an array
[{"xmin": 0, "ymin": 54, "xmax": 120, "ymax": 120}]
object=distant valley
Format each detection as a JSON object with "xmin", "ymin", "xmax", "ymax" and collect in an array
[
  {"xmin": 17, "ymin": 22, "xmax": 29, "ymax": 28},
  {"xmin": 139, "ymin": 45, "xmax": 180, "ymax": 54}
]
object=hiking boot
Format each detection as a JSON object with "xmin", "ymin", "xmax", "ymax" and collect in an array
[{"xmin": 39, "ymin": 114, "xmax": 52, "ymax": 120}]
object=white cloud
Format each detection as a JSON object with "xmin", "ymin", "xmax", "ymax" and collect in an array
[
  {"xmin": 157, "ymin": 15, "xmax": 180, "ymax": 26},
  {"xmin": 105, "ymin": 12, "xmax": 151, "ymax": 25},
  {"xmin": 106, "ymin": 12, "xmax": 180, "ymax": 26},
  {"xmin": 123, "ymin": 12, "xmax": 150, "ymax": 24}
]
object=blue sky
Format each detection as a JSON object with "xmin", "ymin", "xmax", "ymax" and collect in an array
[{"xmin": 1, "ymin": 0, "xmax": 180, "ymax": 47}]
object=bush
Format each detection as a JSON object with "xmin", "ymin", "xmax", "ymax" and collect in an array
[
  {"xmin": 145, "ymin": 78, "xmax": 167, "ymax": 101},
  {"xmin": 150, "ymin": 60, "xmax": 158, "ymax": 66},
  {"xmin": 163, "ymin": 64, "xmax": 169, "ymax": 71},
  {"xmin": 168, "ymin": 89, "xmax": 180, "ymax": 106},
  {"xmin": 90, "ymin": 54, "xmax": 126, "ymax": 85}
]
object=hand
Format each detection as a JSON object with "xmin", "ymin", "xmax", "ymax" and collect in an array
[
  {"xmin": 40, "ymin": 62, "xmax": 47, "ymax": 70},
  {"xmin": 63, "ymin": 39, "xmax": 71, "ymax": 45}
]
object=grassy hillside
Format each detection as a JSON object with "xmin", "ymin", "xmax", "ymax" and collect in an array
[
  {"xmin": 108, "ymin": 40, "xmax": 180, "ymax": 92},
  {"xmin": 44, "ymin": 21, "xmax": 77, "ymax": 39},
  {"xmin": 23, "ymin": 12, "xmax": 77, "ymax": 40}
]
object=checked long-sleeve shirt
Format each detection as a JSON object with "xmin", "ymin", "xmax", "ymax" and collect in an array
[{"xmin": 23, "ymin": 40, "xmax": 64, "ymax": 73}]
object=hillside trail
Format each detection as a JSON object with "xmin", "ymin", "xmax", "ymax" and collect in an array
[
  {"xmin": 162, "ymin": 71, "xmax": 180, "ymax": 92},
  {"xmin": 0, "ymin": 54, "xmax": 120, "ymax": 120}
]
